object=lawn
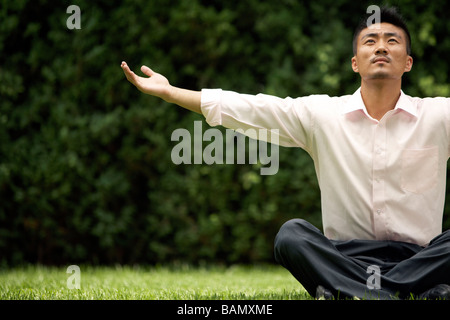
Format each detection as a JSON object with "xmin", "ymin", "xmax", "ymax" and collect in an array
[{"xmin": 0, "ymin": 264, "xmax": 311, "ymax": 300}]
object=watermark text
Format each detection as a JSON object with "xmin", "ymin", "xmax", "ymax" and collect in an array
[
  {"xmin": 171, "ymin": 121, "xmax": 279, "ymax": 175},
  {"xmin": 66, "ymin": 265, "xmax": 81, "ymax": 289},
  {"xmin": 66, "ymin": 5, "xmax": 81, "ymax": 30}
]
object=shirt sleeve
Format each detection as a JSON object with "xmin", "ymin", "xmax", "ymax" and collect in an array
[{"xmin": 200, "ymin": 89, "xmax": 311, "ymax": 149}]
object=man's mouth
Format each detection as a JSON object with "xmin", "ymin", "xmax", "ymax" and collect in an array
[{"xmin": 371, "ymin": 56, "xmax": 391, "ymax": 64}]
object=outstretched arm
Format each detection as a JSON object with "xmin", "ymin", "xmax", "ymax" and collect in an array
[{"xmin": 121, "ymin": 61, "xmax": 202, "ymax": 114}]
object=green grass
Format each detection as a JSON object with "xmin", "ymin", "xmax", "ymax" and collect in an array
[{"xmin": 0, "ymin": 264, "xmax": 311, "ymax": 300}]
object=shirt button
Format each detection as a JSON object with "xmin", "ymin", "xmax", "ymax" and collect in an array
[{"xmin": 376, "ymin": 209, "xmax": 382, "ymax": 214}]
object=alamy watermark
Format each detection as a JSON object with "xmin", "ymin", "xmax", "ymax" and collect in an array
[
  {"xmin": 66, "ymin": 265, "xmax": 81, "ymax": 289},
  {"xmin": 66, "ymin": 5, "xmax": 81, "ymax": 30},
  {"xmin": 366, "ymin": 265, "xmax": 381, "ymax": 290},
  {"xmin": 366, "ymin": 5, "xmax": 381, "ymax": 28},
  {"xmin": 171, "ymin": 121, "xmax": 279, "ymax": 175},
  {"xmin": 65, "ymin": 4, "xmax": 379, "ymax": 31}
]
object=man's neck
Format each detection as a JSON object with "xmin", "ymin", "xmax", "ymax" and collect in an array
[{"xmin": 360, "ymin": 79, "xmax": 402, "ymax": 121}]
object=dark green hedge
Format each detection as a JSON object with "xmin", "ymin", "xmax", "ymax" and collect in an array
[{"xmin": 1, "ymin": 0, "xmax": 449, "ymax": 266}]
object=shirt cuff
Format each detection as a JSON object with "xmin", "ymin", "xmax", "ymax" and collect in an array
[{"xmin": 201, "ymin": 88, "xmax": 223, "ymax": 127}]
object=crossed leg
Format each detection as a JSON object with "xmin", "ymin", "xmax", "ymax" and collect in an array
[{"xmin": 274, "ymin": 219, "xmax": 450, "ymax": 299}]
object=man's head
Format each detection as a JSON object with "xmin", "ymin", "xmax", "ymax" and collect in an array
[
  {"xmin": 352, "ymin": 6, "xmax": 411, "ymax": 56},
  {"xmin": 351, "ymin": 6, "xmax": 413, "ymax": 81}
]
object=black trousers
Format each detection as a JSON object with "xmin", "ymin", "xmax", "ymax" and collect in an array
[{"xmin": 274, "ymin": 219, "xmax": 450, "ymax": 299}]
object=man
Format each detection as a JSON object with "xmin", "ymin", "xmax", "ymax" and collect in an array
[{"xmin": 121, "ymin": 7, "xmax": 450, "ymax": 299}]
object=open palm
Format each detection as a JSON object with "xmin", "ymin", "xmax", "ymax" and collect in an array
[{"xmin": 121, "ymin": 61, "xmax": 171, "ymax": 99}]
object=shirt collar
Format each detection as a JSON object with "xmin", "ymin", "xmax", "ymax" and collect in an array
[{"xmin": 343, "ymin": 87, "xmax": 418, "ymax": 119}]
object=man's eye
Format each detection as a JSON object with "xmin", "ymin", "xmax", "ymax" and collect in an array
[
  {"xmin": 388, "ymin": 39, "xmax": 398, "ymax": 43},
  {"xmin": 365, "ymin": 39, "xmax": 375, "ymax": 44}
]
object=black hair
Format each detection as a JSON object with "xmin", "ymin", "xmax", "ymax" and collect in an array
[{"xmin": 352, "ymin": 6, "xmax": 411, "ymax": 55}]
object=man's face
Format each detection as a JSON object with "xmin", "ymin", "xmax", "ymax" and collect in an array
[{"xmin": 351, "ymin": 22, "xmax": 413, "ymax": 81}]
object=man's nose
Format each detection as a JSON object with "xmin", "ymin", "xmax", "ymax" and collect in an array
[{"xmin": 375, "ymin": 45, "xmax": 388, "ymax": 55}]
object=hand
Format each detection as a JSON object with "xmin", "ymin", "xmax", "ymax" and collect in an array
[{"xmin": 121, "ymin": 61, "xmax": 172, "ymax": 100}]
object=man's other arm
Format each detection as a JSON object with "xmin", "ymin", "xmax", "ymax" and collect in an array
[{"xmin": 121, "ymin": 61, "xmax": 311, "ymax": 148}]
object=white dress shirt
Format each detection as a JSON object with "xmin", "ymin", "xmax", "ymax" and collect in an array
[{"xmin": 200, "ymin": 88, "xmax": 450, "ymax": 246}]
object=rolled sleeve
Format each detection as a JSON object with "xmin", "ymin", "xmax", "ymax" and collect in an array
[{"xmin": 201, "ymin": 89, "xmax": 224, "ymax": 127}]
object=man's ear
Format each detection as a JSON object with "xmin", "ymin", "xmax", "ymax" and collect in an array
[
  {"xmin": 351, "ymin": 56, "xmax": 359, "ymax": 73},
  {"xmin": 404, "ymin": 55, "xmax": 413, "ymax": 72}
]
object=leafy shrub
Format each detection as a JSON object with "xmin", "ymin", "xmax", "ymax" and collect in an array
[{"xmin": 1, "ymin": 0, "xmax": 449, "ymax": 266}]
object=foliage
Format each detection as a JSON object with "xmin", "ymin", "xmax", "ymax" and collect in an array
[{"xmin": 1, "ymin": 0, "xmax": 449, "ymax": 266}]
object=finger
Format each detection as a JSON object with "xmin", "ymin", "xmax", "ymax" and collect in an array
[
  {"xmin": 121, "ymin": 61, "xmax": 131, "ymax": 72},
  {"xmin": 121, "ymin": 63, "xmax": 138, "ymax": 83},
  {"xmin": 141, "ymin": 65, "xmax": 155, "ymax": 77}
]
